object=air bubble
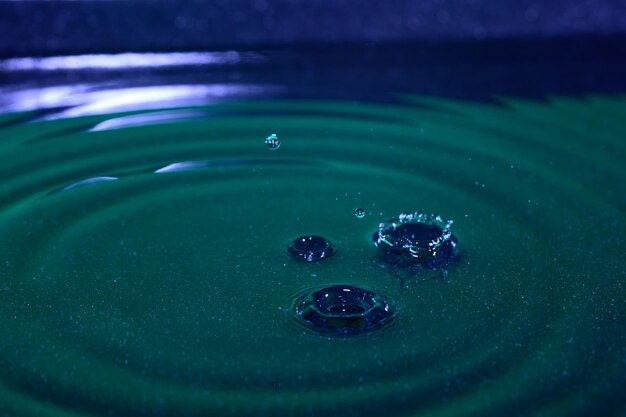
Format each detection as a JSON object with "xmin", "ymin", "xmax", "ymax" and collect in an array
[
  {"xmin": 265, "ymin": 133, "xmax": 281, "ymax": 150},
  {"xmin": 291, "ymin": 284, "xmax": 396, "ymax": 336},
  {"xmin": 354, "ymin": 208, "xmax": 366, "ymax": 218},
  {"xmin": 287, "ymin": 236, "xmax": 335, "ymax": 262}
]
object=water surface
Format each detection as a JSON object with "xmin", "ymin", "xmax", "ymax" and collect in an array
[{"xmin": 0, "ymin": 94, "xmax": 624, "ymax": 416}]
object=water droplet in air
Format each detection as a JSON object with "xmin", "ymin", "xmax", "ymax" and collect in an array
[
  {"xmin": 354, "ymin": 208, "xmax": 366, "ymax": 218},
  {"xmin": 291, "ymin": 284, "xmax": 396, "ymax": 336},
  {"xmin": 265, "ymin": 133, "xmax": 281, "ymax": 150},
  {"xmin": 288, "ymin": 236, "xmax": 335, "ymax": 262}
]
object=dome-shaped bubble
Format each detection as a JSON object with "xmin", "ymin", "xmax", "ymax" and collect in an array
[{"xmin": 291, "ymin": 284, "xmax": 397, "ymax": 336}]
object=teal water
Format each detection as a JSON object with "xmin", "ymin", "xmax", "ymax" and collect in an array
[{"xmin": 0, "ymin": 96, "xmax": 624, "ymax": 416}]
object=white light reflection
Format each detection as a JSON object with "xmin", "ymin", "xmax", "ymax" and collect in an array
[
  {"xmin": 0, "ymin": 51, "xmax": 265, "ymax": 71},
  {"xmin": 0, "ymin": 85, "xmax": 92, "ymax": 113},
  {"xmin": 155, "ymin": 161, "xmax": 211, "ymax": 174},
  {"xmin": 62, "ymin": 176, "xmax": 118, "ymax": 192},
  {"xmin": 90, "ymin": 110, "xmax": 208, "ymax": 132},
  {"xmin": 0, "ymin": 83, "xmax": 280, "ymax": 118}
]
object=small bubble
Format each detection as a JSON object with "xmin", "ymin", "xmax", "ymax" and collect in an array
[
  {"xmin": 265, "ymin": 133, "xmax": 281, "ymax": 150},
  {"xmin": 354, "ymin": 208, "xmax": 366, "ymax": 218}
]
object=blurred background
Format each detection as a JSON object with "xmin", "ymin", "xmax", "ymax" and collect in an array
[
  {"xmin": 2, "ymin": 0, "xmax": 626, "ymax": 55},
  {"xmin": 1, "ymin": 0, "xmax": 626, "ymax": 111}
]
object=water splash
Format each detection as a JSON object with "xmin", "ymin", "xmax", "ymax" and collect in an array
[{"xmin": 373, "ymin": 212, "xmax": 459, "ymax": 287}]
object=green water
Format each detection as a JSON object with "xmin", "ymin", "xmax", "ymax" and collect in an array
[{"xmin": 0, "ymin": 96, "xmax": 624, "ymax": 416}]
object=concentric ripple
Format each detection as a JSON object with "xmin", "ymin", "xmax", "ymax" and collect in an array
[{"xmin": 0, "ymin": 95, "xmax": 624, "ymax": 417}]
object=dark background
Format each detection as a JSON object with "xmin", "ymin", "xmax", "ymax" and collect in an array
[
  {"xmin": 1, "ymin": 0, "xmax": 626, "ymax": 101},
  {"xmin": 1, "ymin": 0, "xmax": 626, "ymax": 56}
]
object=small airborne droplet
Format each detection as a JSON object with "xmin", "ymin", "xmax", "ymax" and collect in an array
[
  {"xmin": 354, "ymin": 208, "xmax": 366, "ymax": 218},
  {"xmin": 265, "ymin": 133, "xmax": 281, "ymax": 150}
]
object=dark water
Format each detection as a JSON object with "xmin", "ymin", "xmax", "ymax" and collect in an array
[{"xmin": 0, "ymin": 86, "xmax": 624, "ymax": 415}]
